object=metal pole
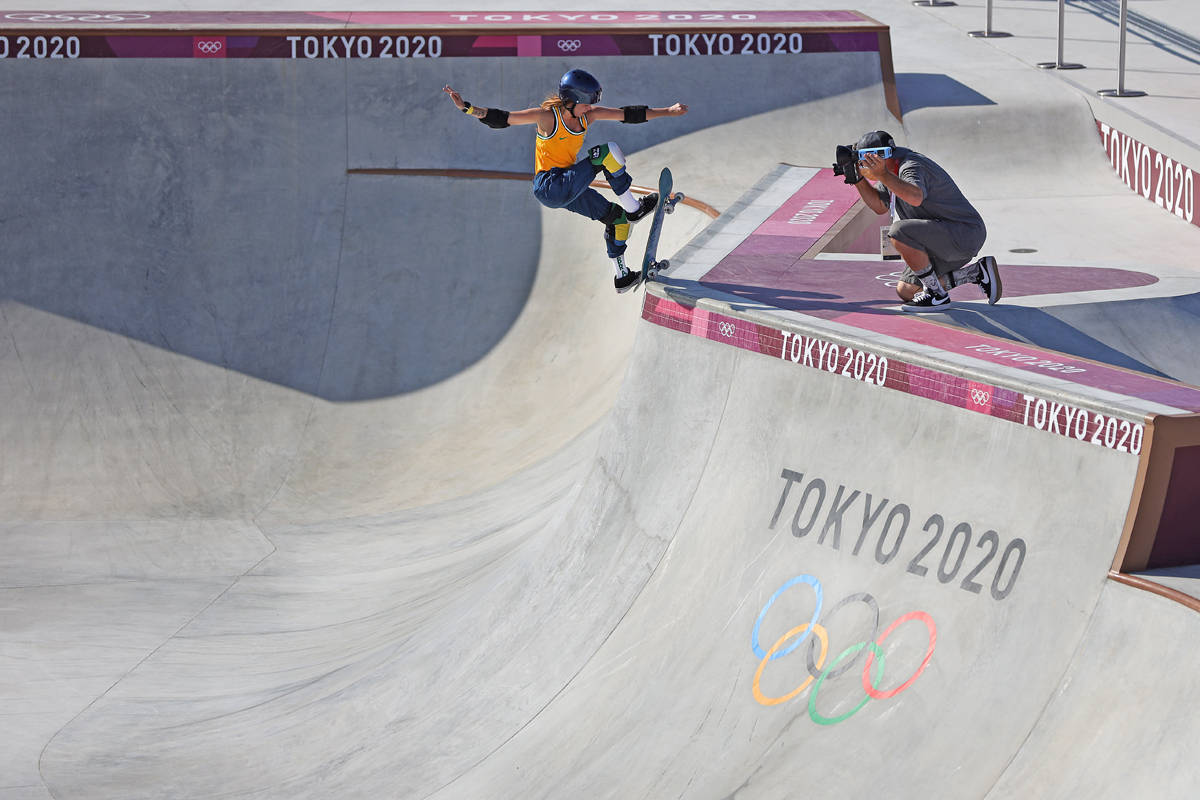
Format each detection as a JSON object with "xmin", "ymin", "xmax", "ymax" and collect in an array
[
  {"xmin": 1037, "ymin": 0, "xmax": 1084, "ymax": 70},
  {"xmin": 969, "ymin": 0, "xmax": 1011, "ymax": 38},
  {"xmin": 1099, "ymin": 0, "xmax": 1147, "ymax": 97},
  {"xmin": 912, "ymin": 1, "xmax": 956, "ymax": 7}
]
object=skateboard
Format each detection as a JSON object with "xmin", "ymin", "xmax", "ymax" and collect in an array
[{"xmin": 640, "ymin": 167, "xmax": 685, "ymax": 284}]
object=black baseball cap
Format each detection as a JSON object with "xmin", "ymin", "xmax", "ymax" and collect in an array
[{"xmin": 856, "ymin": 130, "xmax": 896, "ymax": 150}]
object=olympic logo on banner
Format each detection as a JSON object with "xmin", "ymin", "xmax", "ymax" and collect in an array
[
  {"xmin": 751, "ymin": 575, "xmax": 937, "ymax": 724},
  {"xmin": 557, "ymin": 39, "xmax": 582, "ymax": 52},
  {"xmin": 5, "ymin": 12, "xmax": 151, "ymax": 22},
  {"xmin": 970, "ymin": 388, "xmax": 990, "ymax": 405},
  {"xmin": 196, "ymin": 40, "xmax": 223, "ymax": 55},
  {"xmin": 718, "ymin": 321, "xmax": 736, "ymax": 338}
]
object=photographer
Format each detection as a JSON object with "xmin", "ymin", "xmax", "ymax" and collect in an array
[{"xmin": 836, "ymin": 131, "xmax": 1002, "ymax": 312}]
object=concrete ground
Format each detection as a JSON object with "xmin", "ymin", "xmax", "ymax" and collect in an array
[{"xmin": 2, "ymin": 1, "xmax": 1200, "ymax": 799}]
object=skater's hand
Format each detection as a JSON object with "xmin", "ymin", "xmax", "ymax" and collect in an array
[
  {"xmin": 443, "ymin": 85, "xmax": 467, "ymax": 111},
  {"xmin": 666, "ymin": 102, "xmax": 688, "ymax": 116}
]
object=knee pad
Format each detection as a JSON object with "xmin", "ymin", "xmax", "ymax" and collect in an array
[
  {"xmin": 600, "ymin": 202, "xmax": 626, "ymax": 226},
  {"xmin": 589, "ymin": 142, "xmax": 627, "ymax": 176},
  {"xmin": 601, "ymin": 203, "xmax": 630, "ymax": 244}
]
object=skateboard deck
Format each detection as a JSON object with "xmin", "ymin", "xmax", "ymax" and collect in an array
[{"xmin": 640, "ymin": 167, "xmax": 684, "ymax": 284}]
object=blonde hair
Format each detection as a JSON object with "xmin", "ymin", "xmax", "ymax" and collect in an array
[{"xmin": 541, "ymin": 94, "xmax": 568, "ymax": 111}]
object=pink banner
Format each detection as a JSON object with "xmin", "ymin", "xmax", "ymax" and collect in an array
[
  {"xmin": 641, "ymin": 293, "xmax": 1161, "ymax": 455},
  {"xmin": 1098, "ymin": 120, "xmax": 1198, "ymax": 229}
]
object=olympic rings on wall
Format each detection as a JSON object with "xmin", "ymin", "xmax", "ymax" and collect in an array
[
  {"xmin": 557, "ymin": 39, "xmax": 582, "ymax": 52},
  {"xmin": 5, "ymin": 12, "xmax": 151, "ymax": 22},
  {"xmin": 751, "ymin": 575, "xmax": 937, "ymax": 724},
  {"xmin": 717, "ymin": 321, "xmax": 737, "ymax": 337}
]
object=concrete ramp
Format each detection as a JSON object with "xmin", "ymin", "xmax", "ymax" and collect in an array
[
  {"xmin": 6, "ymin": 8, "xmax": 1200, "ymax": 800},
  {"xmin": 427, "ymin": 315, "xmax": 1142, "ymax": 798}
]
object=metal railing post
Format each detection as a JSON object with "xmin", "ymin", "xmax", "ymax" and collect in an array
[
  {"xmin": 1099, "ymin": 0, "xmax": 1147, "ymax": 97},
  {"xmin": 969, "ymin": 0, "xmax": 1011, "ymax": 39},
  {"xmin": 1037, "ymin": 0, "xmax": 1084, "ymax": 70}
]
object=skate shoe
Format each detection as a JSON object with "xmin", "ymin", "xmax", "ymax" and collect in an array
[
  {"xmin": 977, "ymin": 256, "xmax": 1003, "ymax": 305},
  {"xmin": 627, "ymin": 192, "xmax": 658, "ymax": 223},
  {"xmin": 611, "ymin": 253, "xmax": 642, "ymax": 294},
  {"xmin": 615, "ymin": 268, "xmax": 643, "ymax": 293},
  {"xmin": 900, "ymin": 290, "xmax": 951, "ymax": 313}
]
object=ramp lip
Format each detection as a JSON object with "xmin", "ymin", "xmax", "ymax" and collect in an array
[
  {"xmin": 644, "ymin": 284, "xmax": 1196, "ymax": 421},
  {"xmin": 1109, "ymin": 571, "xmax": 1200, "ymax": 613},
  {"xmin": 650, "ymin": 163, "xmax": 1200, "ymax": 419},
  {"xmin": 0, "ymin": 10, "xmax": 889, "ymax": 33}
]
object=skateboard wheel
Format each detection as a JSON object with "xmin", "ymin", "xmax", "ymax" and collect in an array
[{"xmin": 657, "ymin": 259, "xmax": 669, "ymax": 271}]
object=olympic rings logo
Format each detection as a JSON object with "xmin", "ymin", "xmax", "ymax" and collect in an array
[
  {"xmin": 557, "ymin": 39, "xmax": 582, "ymax": 52},
  {"xmin": 718, "ymin": 321, "xmax": 736, "ymax": 338},
  {"xmin": 5, "ymin": 12, "xmax": 151, "ymax": 22},
  {"xmin": 196, "ymin": 40, "xmax": 224, "ymax": 54},
  {"xmin": 970, "ymin": 388, "xmax": 991, "ymax": 405},
  {"xmin": 751, "ymin": 575, "xmax": 937, "ymax": 724},
  {"xmin": 874, "ymin": 270, "xmax": 906, "ymax": 289}
]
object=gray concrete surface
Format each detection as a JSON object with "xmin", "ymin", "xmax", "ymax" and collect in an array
[{"xmin": 3, "ymin": 1, "xmax": 1200, "ymax": 799}]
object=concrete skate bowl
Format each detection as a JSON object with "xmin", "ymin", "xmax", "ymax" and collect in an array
[
  {"xmin": 0, "ymin": 13, "xmax": 898, "ymax": 520},
  {"xmin": 1, "ymin": 12, "xmax": 925, "ymax": 799}
]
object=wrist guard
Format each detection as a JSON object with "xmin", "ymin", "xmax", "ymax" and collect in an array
[
  {"xmin": 621, "ymin": 105, "xmax": 648, "ymax": 124},
  {"xmin": 480, "ymin": 108, "xmax": 510, "ymax": 129}
]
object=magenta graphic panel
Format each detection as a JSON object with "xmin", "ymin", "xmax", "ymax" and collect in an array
[
  {"xmin": 1097, "ymin": 120, "xmax": 1198, "ymax": 230},
  {"xmin": 0, "ymin": 10, "xmax": 883, "ymax": 58},
  {"xmin": 641, "ymin": 294, "xmax": 1168, "ymax": 455}
]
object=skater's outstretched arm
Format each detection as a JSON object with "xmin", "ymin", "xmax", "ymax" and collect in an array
[
  {"xmin": 443, "ymin": 86, "xmax": 547, "ymax": 129},
  {"xmin": 582, "ymin": 102, "xmax": 689, "ymax": 123}
]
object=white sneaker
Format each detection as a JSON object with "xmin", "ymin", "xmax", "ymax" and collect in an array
[{"xmin": 900, "ymin": 290, "xmax": 951, "ymax": 313}]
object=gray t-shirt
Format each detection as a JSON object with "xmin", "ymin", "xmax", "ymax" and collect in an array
[{"xmin": 884, "ymin": 147, "xmax": 984, "ymax": 230}]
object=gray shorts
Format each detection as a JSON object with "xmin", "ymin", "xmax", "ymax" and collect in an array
[{"xmin": 890, "ymin": 218, "xmax": 986, "ymax": 284}]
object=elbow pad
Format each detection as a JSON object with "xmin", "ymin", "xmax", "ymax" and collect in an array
[
  {"xmin": 480, "ymin": 108, "xmax": 510, "ymax": 129},
  {"xmin": 621, "ymin": 105, "xmax": 648, "ymax": 124}
]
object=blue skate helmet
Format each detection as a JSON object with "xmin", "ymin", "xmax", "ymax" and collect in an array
[{"xmin": 558, "ymin": 69, "xmax": 602, "ymax": 105}]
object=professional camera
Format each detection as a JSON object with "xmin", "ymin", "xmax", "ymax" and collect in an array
[
  {"xmin": 832, "ymin": 144, "xmax": 894, "ymax": 185},
  {"xmin": 832, "ymin": 144, "xmax": 861, "ymax": 184}
]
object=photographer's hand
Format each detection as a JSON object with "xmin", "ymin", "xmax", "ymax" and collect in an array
[
  {"xmin": 846, "ymin": 153, "xmax": 886, "ymax": 214},
  {"xmin": 859, "ymin": 152, "xmax": 925, "ymax": 208},
  {"xmin": 858, "ymin": 152, "xmax": 887, "ymax": 181}
]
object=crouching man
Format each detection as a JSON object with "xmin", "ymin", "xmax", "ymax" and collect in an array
[{"xmin": 837, "ymin": 130, "xmax": 1002, "ymax": 312}]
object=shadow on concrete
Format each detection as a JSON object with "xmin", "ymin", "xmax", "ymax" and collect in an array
[
  {"xmin": 939, "ymin": 303, "xmax": 1173, "ymax": 379},
  {"xmin": 925, "ymin": 291, "xmax": 1200, "ymax": 386},
  {"xmin": 2, "ymin": 54, "xmax": 889, "ymax": 402},
  {"xmin": 895, "ymin": 72, "xmax": 996, "ymax": 115}
]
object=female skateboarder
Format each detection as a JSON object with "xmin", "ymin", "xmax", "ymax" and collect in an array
[{"xmin": 444, "ymin": 69, "xmax": 688, "ymax": 292}]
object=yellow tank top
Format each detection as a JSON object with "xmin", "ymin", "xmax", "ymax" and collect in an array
[{"xmin": 534, "ymin": 106, "xmax": 588, "ymax": 174}]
